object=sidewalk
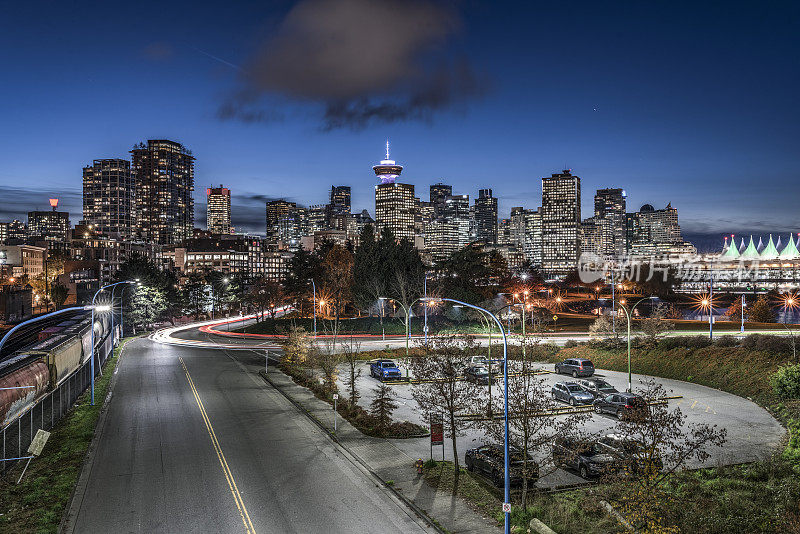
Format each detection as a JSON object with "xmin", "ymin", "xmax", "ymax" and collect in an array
[{"xmin": 262, "ymin": 369, "xmax": 500, "ymax": 534}]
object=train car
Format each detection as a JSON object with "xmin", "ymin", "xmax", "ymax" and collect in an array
[
  {"xmin": 38, "ymin": 326, "xmax": 63, "ymax": 342},
  {"xmin": 0, "ymin": 355, "xmax": 49, "ymax": 426},
  {"xmin": 25, "ymin": 334, "xmax": 84, "ymax": 389}
]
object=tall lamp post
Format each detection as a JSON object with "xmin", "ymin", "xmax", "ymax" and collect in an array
[
  {"xmin": 618, "ymin": 296, "xmax": 656, "ymax": 392},
  {"xmin": 425, "ymin": 297, "xmax": 511, "ymax": 534},
  {"xmin": 309, "ymin": 278, "xmax": 317, "ymax": 338},
  {"xmin": 781, "ymin": 292, "xmax": 798, "ymax": 361},
  {"xmin": 110, "ymin": 280, "xmax": 136, "ymax": 346}
]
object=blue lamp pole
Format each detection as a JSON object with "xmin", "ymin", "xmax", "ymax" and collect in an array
[
  {"xmin": 0, "ymin": 307, "xmax": 87, "ymax": 356},
  {"xmin": 90, "ymin": 282, "xmax": 130, "ymax": 405},
  {"xmin": 110, "ymin": 280, "xmax": 136, "ymax": 346},
  {"xmin": 426, "ymin": 297, "xmax": 511, "ymax": 534}
]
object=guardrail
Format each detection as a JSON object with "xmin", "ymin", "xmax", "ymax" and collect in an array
[{"xmin": 0, "ymin": 328, "xmax": 116, "ymax": 474}]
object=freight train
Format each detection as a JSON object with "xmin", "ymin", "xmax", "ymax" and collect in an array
[{"xmin": 0, "ymin": 314, "xmax": 113, "ymax": 426}]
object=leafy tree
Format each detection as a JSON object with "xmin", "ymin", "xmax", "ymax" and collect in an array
[
  {"xmin": 321, "ymin": 244, "xmax": 354, "ymax": 324},
  {"xmin": 116, "ymin": 254, "xmax": 179, "ymax": 321},
  {"xmin": 589, "ymin": 314, "xmax": 619, "ymax": 340},
  {"xmin": 747, "ymin": 295, "xmax": 776, "ymax": 323},
  {"xmin": 49, "ymin": 281, "xmax": 69, "ymax": 310},
  {"xmin": 627, "ymin": 264, "xmax": 679, "ymax": 298},
  {"xmin": 281, "ymin": 325, "xmax": 312, "ymax": 369},
  {"xmin": 409, "ymin": 335, "xmax": 480, "ymax": 492},
  {"xmin": 284, "ymin": 248, "xmax": 321, "ymax": 316},
  {"xmin": 370, "ymin": 382, "xmax": 399, "ymax": 436},
  {"xmin": 351, "ymin": 224, "xmax": 384, "ymax": 314},
  {"xmin": 434, "ymin": 245, "xmax": 495, "ymax": 304},
  {"xmin": 129, "ymin": 285, "xmax": 167, "ymax": 331},
  {"xmin": 182, "ymin": 272, "xmax": 209, "ymax": 319},
  {"xmin": 247, "ymin": 277, "xmax": 285, "ymax": 320}
]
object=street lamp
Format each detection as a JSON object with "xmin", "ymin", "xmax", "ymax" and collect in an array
[
  {"xmin": 89, "ymin": 283, "xmax": 123, "ymax": 405},
  {"xmin": 781, "ymin": 291, "xmax": 799, "ymax": 361},
  {"xmin": 618, "ymin": 296, "xmax": 656, "ymax": 392},
  {"xmin": 309, "ymin": 278, "xmax": 317, "ymax": 338},
  {"xmin": 424, "ymin": 296, "xmax": 512, "ymax": 534},
  {"xmin": 110, "ymin": 280, "xmax": 136, "ymax": 344}
]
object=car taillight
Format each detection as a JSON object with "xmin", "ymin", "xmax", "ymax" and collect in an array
[{"xmin": 579, "ymin": 363, "xmax": 583, "ymax": 369}]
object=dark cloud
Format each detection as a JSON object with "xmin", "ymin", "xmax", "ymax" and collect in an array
[{"xmin": 218, "ymin": 0, "xmax": 486, "ymax": 130}]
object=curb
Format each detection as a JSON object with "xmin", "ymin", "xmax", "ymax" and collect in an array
[
  {"xmin": 260, "ymin": 370, "xmax": 446, "ymax": 534},
  {"xmin": 58, "ymin": 337, "xmax": 136, "ymax": 534}
]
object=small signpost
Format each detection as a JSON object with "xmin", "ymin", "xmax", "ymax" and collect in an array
[
  {"xmin": 502, "ymin": 502, "xmax": 512, "ymax": 513},
  {"xmin": 17, "ymin": 429, "xmax": 50, "ymax": 484},
  {"xmin": 333, "ymin": 393, "xmax": 339, "ymax": 432},
  {"xmin": 264, "ymin": 349, "xmax": 269, "ymax": 374},
  {"xmin": 430, "ymin": 414, "xmax": 444, "ymax": 461}
]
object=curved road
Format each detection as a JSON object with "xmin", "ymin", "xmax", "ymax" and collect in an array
[{"xmin": 67, "ymin": 324, "xmax": 432, "ymax": 533}]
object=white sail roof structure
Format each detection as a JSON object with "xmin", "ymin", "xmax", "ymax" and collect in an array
[
  {"xmin": 780, "ymin": 234, "xmax": 800, "ymax": 260},
  {"xmin": 760, "ymin": 234, "xmax": 780, "ymax": 260},
  {"xmin": 721, "ymin": 237, "xmax": 740, "ymax": 259},
  {"xmin": 740, "ymin": 236, "xmax": 760, "ymax": 260}
]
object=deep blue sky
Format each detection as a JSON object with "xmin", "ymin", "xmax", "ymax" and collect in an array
[{"xmin": 1, "ymin": 1, "xmax": 798, "ymax": 250}]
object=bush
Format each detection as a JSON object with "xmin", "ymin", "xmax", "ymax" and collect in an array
[
  {"xmin": 658, "ymin": 336, "xmax": 712, "ymax": 350},
  {"xmin": 771, "ymin": 364, "xmax": 800, "ymax": 399},
  {"xmin": 741, "ymin": 334, "xmax": 792, "ymax": 354},
  {"xmin": 714, "ymin": 336, "xmax": 738, "ymax": 347},
  {"xmin": 564, "ymin": 339, "xmax": 579, "ymax": 348}
]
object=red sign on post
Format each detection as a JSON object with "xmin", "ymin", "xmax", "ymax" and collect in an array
[{"xmin": 430, "ymin": 415, "xmax": 444, "ymax": 446}]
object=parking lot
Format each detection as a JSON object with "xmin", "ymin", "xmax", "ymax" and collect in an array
[{"xmin": 335, "ymin": 358, "xmax": 786, "ymax": 488}]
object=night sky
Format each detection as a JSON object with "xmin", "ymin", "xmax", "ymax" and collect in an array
[{"xmin": 2, "ymin": 1, "xmax": 798, "ymax": 250}]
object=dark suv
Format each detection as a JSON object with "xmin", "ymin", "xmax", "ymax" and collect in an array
[
  {"xmin": 554, "ymin": 358, "xmax": 594, "ymax": 378},
  {"xmin": 597, "ymin": 433, "xmax": 663, "ymax": 476},
  {"xmin": 465, "ymin": 444, "xmax": 539, "ymax": 487},
  {"xmin": 593, "ymin": 392, "xmax": 649, "ymax": 420},
  {"xmin": 576, "ymin": 377, "xmax": 618, "ymax": 398},
  {"xmin": 464, "ymin": 365, "xmax": 491, "ymax": 385},
  {"xmin": 551, "ymin": 437, "xmax": 619, "ymax": 479}
]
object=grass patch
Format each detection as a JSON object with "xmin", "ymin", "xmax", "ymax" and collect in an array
[{"xmin": 0, "ymin": 337, "xmax": 132, "ymax": 534}]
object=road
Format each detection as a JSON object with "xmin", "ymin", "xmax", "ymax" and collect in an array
[{"xmin": 68, "ymin": 334, "xmax": 432, "ymax": 533}]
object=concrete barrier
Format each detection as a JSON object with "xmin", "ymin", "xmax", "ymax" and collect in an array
[{"xmin": 529, "ymin": 517, "xmax": 558, "ymax": 534}]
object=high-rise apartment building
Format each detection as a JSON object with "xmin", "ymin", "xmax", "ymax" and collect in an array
[
  {"xmin": 441, "ymin": 194, "xmax": 472, "ymax": 247},
  {"xmin": 328, "ymin": 186, "xmax": 351, "ymax": 216},
  {"xmin": 206, "ymin": 185, "xmax": 231, "ymax": 234},
  {"xmin": 474, "ymin": 189, "xmax": 498, "ymax": 244},
  {"xmin": 541, "ymin": 170, "xmax": 581, "ymax": 276},
  {"xmin": 373, "ymin": 146, "xmax": 416, "ymax": 241},
  {"xmin": 28, "ymin": 199, "xmax": 70, "ymax": 241},
  {"xmin": 0, "ymin": 220, "xmax": 27, "ymax": 244},
  {"xmin": 594, "ymin": 188, "xmax": 626, "ymax": 256},
  {"xmin": 82, "ymin": 159, "xmax": 135, "ymax": 238},
  {"xmin": 626, "ymin": 203, "xmax": 694, "ymax": 254},
  {"xmin": 131, "ymin": 139, "xmax": 194, "ymax": 245}
]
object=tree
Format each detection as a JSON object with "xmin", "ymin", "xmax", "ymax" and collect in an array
[
  {"xmin": 370, "ymin": 383, "xmax": 398, "ymax": 435},
  {"xmin": 609, "ymin": 379, "xmax": 727, "ymax": 531},
  {"xmin": 638, "ymin": 303, "xmax": 675, "ymax": 345},
  {"xmin": 434, "ymin": 245, "xmax": 494, "ymax": 304},
  {"xmin": 747, "ymin": 295, "xmax": 776, "ymax": 323},
  {"xmin": 282, "ymin": 325, "xmax": 312, "ymax": 368},
  {"xmin": 321, "ymin": 244, "xmax": 354, "ymax": 325},
  {"xmin": 312, "ymin": 341, "xmax": 340, "ymax": 395},
  {"xmin": 340, "ymin": 338, "xmax": 362, "ymax": 407},
  {"xmin": 182, "ymin": 272, "xmax": 209, "ymax": 319},
  {"xmin": 589, "ymin": 314, "xmax": 619, "ymax": 340},
  {"xmin": 408, "ymin": 335, "xmax": 480, "ymax": 493},
  {"xmin": 247, "ymin": 277, "xmax": 285, "ymax": 320},
  {"xmin": 49, "ymin": 281, "xmax": 69, "ymax": 310},
  {"xmin": 129, "ymin": 285, "xmax": 167, "ymax": 331},
  {"xmin": 284, "ymin": 248, "xmax": 320, "ymax": 317},
  {"xmin": 479, "ymin": 339, "xmax": 588, "ymax": 508}
]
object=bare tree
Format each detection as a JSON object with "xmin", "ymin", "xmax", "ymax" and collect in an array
[
  {"xmin": 638, "ymin": 303, "xmax": 675, "ymax": 345},
  {"xmin": 370, "ymin": 383, "xmax": 399, "ymax": 435},
  {"xmin": 313, "ymin": 339, "xmax": 340, "ymax": 395},
  {"xmin": 609, "ymin": 379, "xmax": 727, "ymax": 530},
  {"xmin": 340, "ymin": 337, "xmax": 363, "ymax": 407},
  {"xmin": 479, "ymin": 338, "xmax": 589, "ymax": 508},
  {"xmin": 408, "ymin": 334, "xmax": 480, "ymax": 493},
  {"xmin": 589, "ymin": 314, "xmax": 620, "ymax": 340}
]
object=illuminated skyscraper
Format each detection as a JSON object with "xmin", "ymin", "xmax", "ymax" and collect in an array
[
  {"xmin": 429, "ymin": 183, "xmax": 452, "ymax": 216},
  {"xmin": 474, "ymin": 189, "xmax": 498, "ymax": 244},
  {"xmin": 131, "ymin": 139, "xmax": 194, "ymax": 245},
  {"xmin": 594, "ymin": 188, "xmax": 626, "ymax": 256},
  {"xmin": 541, "ymin": 170, "xmax": 581, "ymax": 276},
  {"xmin": 82, "ymin": 159, "xmax": 135, "ymax": 238},
  {"xmin": 206, "ymin": 185, "xmax": 231, "ymax": 234},
  {"xmin": 373, "ymin": 143, "xmax": 416, "ymax": 241}
]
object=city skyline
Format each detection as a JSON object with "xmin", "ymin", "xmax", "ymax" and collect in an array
[{"xmin": 1, "ymin": 1, "xmax": 798, "ymax": 245}]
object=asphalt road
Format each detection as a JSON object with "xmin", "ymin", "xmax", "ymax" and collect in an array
[{"xmin": 69, "ymin": 335, "xmax": 431, "ymax": 534}]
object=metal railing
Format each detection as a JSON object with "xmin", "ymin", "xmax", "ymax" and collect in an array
[{"xmin": 0, "ymin": 328, "xmax": 115, "ymax": 474}]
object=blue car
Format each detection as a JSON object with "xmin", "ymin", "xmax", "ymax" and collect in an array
[{"xmin": 370, "ymin": 359, "xmax": 402, "ymax": 381}]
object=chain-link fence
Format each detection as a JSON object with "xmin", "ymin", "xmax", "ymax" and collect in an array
[{"xmin": 0, "ymin": 329, "xmax": 115, "ymax": 474}]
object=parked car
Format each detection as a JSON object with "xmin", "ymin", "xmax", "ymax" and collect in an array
[
  {"xmin": 551, "ymin": 436, "xmax": 620, "ymax": 479},
  {"xmin": 593, "ymin": 392, "xmax": 649, "ymax": 420},
  {"xmin": 464, "ymin": 365, "xmax": 492, "ymax": 385},
  {"xmin": 596, "ymin": 433, "xmax": 663, "ymax": 475},
  {"xmin": 576, "ymin": 377, "xmax": 618, "ymax": 398},
  {"xmin": 469, "ymin": 355, "xmax": 488, "ymax": 366},
  {"xmin": 554, "ymin": 358, "xmax": 595, "ymax": 378},
  {"xmin": 551, "ymin": 382, "xmax": 595, "ymax": 405},
  {"xmin": 465, "ymin": 444, "xmax": 539, "ymax": 487},
  {"xmin": 369, "ymin": 359, "xmax": 402, "ymax": 381}
]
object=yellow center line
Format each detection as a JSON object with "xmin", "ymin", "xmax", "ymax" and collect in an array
[{"xmin": 179, "ymin": 357, "xmax": 257, "ymax": 534}]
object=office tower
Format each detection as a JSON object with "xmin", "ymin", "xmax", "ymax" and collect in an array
[
  {"xmin": 441, "ymin": 194, "xmax": 472, "ymax": 247},
  {"xmin": 328, "ymin": 186, "xmax": 351, "ymax": 217},
  {"xmin": 541, "ymin": 170, "xmax": 581, "ymax": 276},
  {"xmin": 308, "ymin": 205, "xmax": 328, "ymax": 233},
  {"xmin": 429, "ymin": 183, "xmax": 452, "ymax": 216},
  {"xmin": 0, "ymin": 220, "xmax": 27, "ymax": 245},
  {"xmin": 594, "ymin": 188, "xmax": 627, "ymax": 256},
  {"xmin": 28, "ymin": 199, "xmax": 70, "ymax": 241},
  {"xmin": 206, "ymin": 185, "xmax": 232, "ymax": 234},
  {"xmin": 626, "ymin": 203, "xmax": 693, "ymax": 254},
  {"xmin": 373, "ymin": 144, "xmax": 416, "ymax": 241},
  {"xmin": 131, "ymin": 139, "xmax": 194, "ymax": 245},
  {"xmin": 580, "ymin": 217, "xmax": 603, "ymax": 255},
  {"xmin": 424, "ymin": 219, "xmax": 459, "ymax": 261},
  {"xmin": 510, "ymin": 207, "xmax": 543, "ymax": 267},
  {"xmin": 266, "ymin": 200, "xmax": 297, "ymax": 231},
  {"xmin": 82, "ymin": 159, "xmax": 135, "ymax": 238},
  {"xmin": 474, "ymin": 189, "xmax": 498, "ymax": 244},
  {"xmin": 497, "ymin": 218, "xmax": 512, "ymax": 246}
]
